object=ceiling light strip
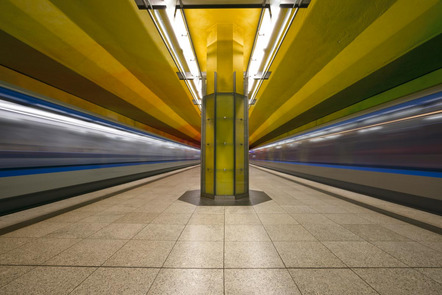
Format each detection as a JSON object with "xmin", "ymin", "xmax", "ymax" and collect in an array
[
  {"xmin": 180, "ymin": 4, "xmax": 202, "ymax": 79},
  {"xmin": 247, "ymin": 0, "xmax": 304, "ymax": 105},
  {"xmin": 245, "ymin": 3, "xmax": 267, "ymax": 77},
  {"xmin": 141, "ymin": 0, "xmax": 202, "ymax": 110}
]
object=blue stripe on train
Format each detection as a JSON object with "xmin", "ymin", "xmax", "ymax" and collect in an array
[
  {"xmin": 0, "ymin": 160, "xmax": 196, "ymax": 178},
  {"xmin": 253, "ymin": 160, "xmax": 442, "ymax": 178}
]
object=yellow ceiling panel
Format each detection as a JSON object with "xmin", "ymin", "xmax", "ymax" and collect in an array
[
  {"xmin": 186, "ymin": 8, "xmax": 261, "ymax": 71},
  {"xmin": 49, "ymin": 0, "xmax": 202, "ymax": 129}
]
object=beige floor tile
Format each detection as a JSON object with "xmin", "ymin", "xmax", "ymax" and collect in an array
[
  {"xmin": 44, "ymin": 223, "xmax": 107, "ymax": 239},
  {"xmin": 273, "ymin": 198, "xmax": 304, "ymax": 206},
  {"xmin": 273, "ymin": 241, "xmax": 345, "ymax": 267},
  {"xmin": 419, "ymin": 241, "xmax": 442, "ymax": 252},
  {"xmin": 148, "ymin": 268, "xmax": 223, "ymax": 295},
  {"xmin": 133, "ymin": 224, "xmax": 185, "ymax": 241},
  {"xmin": 188, "ymin": 214, "xmax": 224, "ymax": 225},
  {"xmin": 323, "ymin": 241, "xmax": 405, "ymax": 267},
  {"xmin": 225, "ymin": 213, "xmax": 261, "ymax": 225},
  {"xmin": 382, "ymin": 223, "xmax": 442, "ymax": 242},
  {"xmin": 45, "ymin": 211, "xmax": 93, "ymax": 223},
  {"xmin": 164, "ymin": 241, "xmax": 223, "ymax": 268},
  {"xmin": 74, "ymin": 202, "xmax": 112, "ymax": 212},
  {"xmin": 342, "ymin": 224, "xmax": 410, "ymax": 241},
  {"xmin": 113, "ymin": 212, "xmax": 158, "ymax": 224},
  {"xmin": 0, "ymin": 238, "xmax": 33, "ymax": 254},
  {"xmin": 225, "ymin": 241, "xmax": 284, "ymax": 268},
  {"xmin": 290, "ymin": 214, "xmax": 335, "ymax": 225},
  {"xmin": 282, "ymin": 192, "xmax": 312, "ymax": 200},
  {"xmin": 98, "ymin": 199, "xmax": 126, "ymax": 206},
  {"xmin": 162, "ymin": 202, "xmax": 196, "ymax": 214},
  {"xmin": 282, "ymin": 205, "xmax": 317, "ymax": 214},
  {"xmin": 258, "ymin": 213, "xmax": 298, "ymax": 225},
  {"xmin": 104, "ymin": 240, "xmax": 174, "ymax": 267},
  {"xmin": 101, "ymin": 205, "xmax": 135, "ymax": 214},
  {"xmin": 338, "ymin": 204, "xmax": 375, "ymax": 214},
  {"xmin": 151, "ymin": 213, "xmax": 192, "ymax": 225},
  {"xmin": 289, "ymin": 269, "xmax": 377, "ymax": 295},
  {"xmin": 89, "ymin": 223, "xmax": 145, "ymax": 239},
  {"xmin": 225, "ymin": 206, "xmax": 256, "ymax": 214},
  {"xmin": 324, "ymin": 213, "xmax": 375, "ymax": 224},
  {"xmin": 179, "ymin": 225, "xmax": 224, "ymax": 241},
  {"xmin": 132, "ymin": 203, "xmax": 170, "ymax": 213},
  {"xmin": 80, "ymin": 213, "xmax": 125, "ymax": 224},
  {"xmin": 0, "ymin": 266, "xmax": 94, "ymax": 295},
  {"xmin": 225, "ymin": 225, "xmax": 270, "ymax": 241},
  {"xmin": 323, "ymin": 199, "xmax": 351, "ymax": 207},
  {"xmin": 3, "ymin": 222, "xmax": 68, "ymax": 238},
  {"xmin": 71, "ymin": 267, "xmax": 158, "ymax": 294},
  {"xmin": 373, "ymin": 241, "xmax": 442, "ymax": 267},
  {"xmin": 194, "ymin": 206, "xmax": 225, "ymax": 214},
  {"xmin": 302, "ymin": 223, "xmax": 362, "ymax": 241},
  {"xmin": 357, "ymin": 213, "xmax": 404, "ymax": 224},
  {"xmin": 254, "ymin": 202, "xmax": 285, "ymax": 213},
  {"xmin": 269, "ymin": 198, "xmax": 292, "ymax": 204},
  {"xmin": 45, "ymin": 239, "xmax": 126, "ymax": 266},
  {"xmin": 415, "ymin": 268, "xmax": 442, "ymax": 284},
  {"xmin": 225, "ymin": 269, "xmax": 300, "ymax": 295},
  {"xmin": 264, "ymin": 224, "xmax": 316, "ymax": 241},
  {"xmin": 295, "ymin": 199, "xmax": 326, "ymax": 206},
  {"xmin": 0, "ymin": 238, "xmax": 79, "ymax": 265},
  {"xmin": 354, "ymin": 268, "xmax": 442, "ymax": 295},
  {"xmin": 124, "ymin": 200, "xmax": 150, "ymax": 207},
  {"xmin": 308, "ymin": 205, "xmax": 349, "ymax": 214},
  {"xmin": 0, "ymin": 266, "xmax": 34, "ymax": 288}
]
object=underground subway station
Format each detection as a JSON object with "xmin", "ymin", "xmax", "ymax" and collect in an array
[{"xmin": 0, "ymin": 0, "xmax": 441, "ymax": 294}]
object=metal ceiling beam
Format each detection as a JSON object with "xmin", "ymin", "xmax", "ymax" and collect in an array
[{"xmin": 135, "ymin": 0, "xmax": 310, "ymax": 10}]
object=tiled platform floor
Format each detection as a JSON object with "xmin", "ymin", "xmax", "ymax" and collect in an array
[{"xmin": 0, "ymin": 166, "xmax": 441, "ymax": 294}]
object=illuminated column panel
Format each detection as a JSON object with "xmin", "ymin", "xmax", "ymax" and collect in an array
[{"xmin": 201, "ymin": 24, "xmax": 248, "ymax": 198}]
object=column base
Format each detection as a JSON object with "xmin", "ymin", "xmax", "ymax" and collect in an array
[
  {"xmin": 201, "ymin": 192, "xmax": 249, "ymax": 200},
  {"xmin": 179, "ymin": 190, "xmax": 270, "ymax": 206}
]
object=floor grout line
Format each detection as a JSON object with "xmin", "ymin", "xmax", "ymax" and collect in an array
[
  {"xmin": 348, "ymin": 267, "xmax": 382, "ymax": 295},
  {"xmin": 253, "ymin": 206, "xmax": 305, "ymax": 294},
  {"xmin": 143, "ymin": 198, "xmax": 198, "ymax": 294}
]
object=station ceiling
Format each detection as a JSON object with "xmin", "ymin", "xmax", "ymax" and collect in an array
[{"xmin": 1, "ymin": 0, "xmax": 441, "ymax": 148}]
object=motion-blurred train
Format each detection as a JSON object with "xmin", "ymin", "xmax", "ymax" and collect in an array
[
  {"xmin": 250, "ymin": 89, "xmax": 442, "ymax": 214},
  {"xmin": 0, "ymin": 85, "xmax": 200, "ymax": 215}
]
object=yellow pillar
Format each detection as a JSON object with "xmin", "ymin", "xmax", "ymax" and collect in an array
[
  {"xmin": 206, "ymin": 24, "xmax": 244, "ymax": 94},
  {"xmin": 201, "ymin": 24, "xmax": 249, "ymax": 198}
]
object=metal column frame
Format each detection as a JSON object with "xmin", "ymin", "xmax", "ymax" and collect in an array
[
  {"xmin": 244, "ymin": 88, "xmax": 249, "ymax": 196},
  {"xmin": 201, "ymin": 71, "xmax": 249, "ymax": 199},
  {"xmin": 200, "ymin": 88, "xmax": 206, "ymax": 197},
  {"xmin": 233, "ymin": 72, "xmax": 236, "ymax": 196},
  {"xmin": 213, "ymin": 72, "xmax": 217, "ymax": 196},
  {"xmin": 243, "ymin": 71, "xmax": 249, "ymax": 197}
]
